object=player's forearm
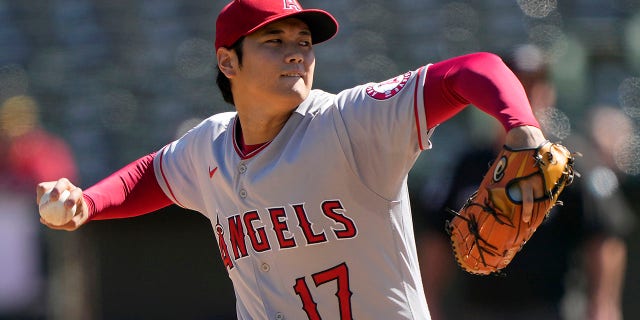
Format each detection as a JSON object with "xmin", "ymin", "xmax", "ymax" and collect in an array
[
  {"xmin": 83, "ymin": 152, "xmax": 173, "ymax": 220},
  {"xmin": 424, "ymin": 52, "xmax": 540, "ymax": 131}
]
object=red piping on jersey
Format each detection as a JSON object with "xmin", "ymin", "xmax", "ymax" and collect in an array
[
  {"xmin": 158, "ymin": 145, "xmax": 186, "ymax": 207},
  {"xmin": 232, "ymin": 116, "xmax": 273, "ymax": 160},
  {"xmin": 413, "ymin": 66, "xmax": 425, "ymax": 150}
]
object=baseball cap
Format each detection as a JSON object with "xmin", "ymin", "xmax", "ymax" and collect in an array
[{"xmin": 215, "ymin": 0, "xmax": 339, "ymax": 51}]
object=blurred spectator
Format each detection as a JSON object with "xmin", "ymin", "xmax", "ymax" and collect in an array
[
  {"xmin": 0, "ymin": 95, "xmax": 78, "ymax": 318},
  {"xmin": 414, "ymin": 44, "xmax": 635, "ymax": 320}
]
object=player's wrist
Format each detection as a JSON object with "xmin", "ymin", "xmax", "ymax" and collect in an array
[{"xmin": 504, "ymin": 125, "xmax": 546, "ymax": 149}]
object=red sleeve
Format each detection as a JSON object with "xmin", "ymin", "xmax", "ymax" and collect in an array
[
  {"xmin": 83, "ymin": 152, "xmax": 173, "ymax": 220},
  {"xmin": 423, "ymin": 52, "xmax": 540, "ymax": 131}
]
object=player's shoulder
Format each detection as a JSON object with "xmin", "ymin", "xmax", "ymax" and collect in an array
[
  {"xmin": 178, "ymin": 111, "xmax": 236, "ymax": 140},
  {"xmin": 207, "ymin": 111, "xmax": 237, "ymax": 127},
  {"xmin": 295, "ymin": 89, "xmax": 337, "ymax": 116}
]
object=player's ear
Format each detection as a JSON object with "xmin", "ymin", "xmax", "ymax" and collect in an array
[{"xmin": 217, "ymin": 47, "xmax": 237, "ymax": 78}]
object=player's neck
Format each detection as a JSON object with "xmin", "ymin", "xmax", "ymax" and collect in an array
[
  {"xmin": 235, "ymin": 111, "xmax": 292, "ymax": 145},
  {"xmin": 235, "ymin": 124, "xmax": 269, "ymax": 155}
]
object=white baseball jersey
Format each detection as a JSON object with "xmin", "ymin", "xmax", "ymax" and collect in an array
[{"xmin": 154, "ymin": 65, "xmax": 434, "ymax": 320}]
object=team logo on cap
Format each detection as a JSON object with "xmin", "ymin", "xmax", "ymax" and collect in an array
[
  {"xmin": 283, "ymin": 0, "xmax": 301, "ymax": 11},
  {"xmin": 365, "ymin": 71, "xmax": 411, "ymax": 100}
]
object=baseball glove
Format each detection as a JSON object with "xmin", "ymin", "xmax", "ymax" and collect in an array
[{"xmin": 446, "ymin": 141, "xmax": 577, "ymax": 275}]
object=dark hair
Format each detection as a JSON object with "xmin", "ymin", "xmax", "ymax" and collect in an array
[{"xmin": 216, "ymin": 37, "xmax": 244, "ymax": 105}]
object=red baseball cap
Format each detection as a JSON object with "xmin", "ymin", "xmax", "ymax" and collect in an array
[{"xmin": 215, "ymin": 0, "xmax": 339, "ymax": 51}]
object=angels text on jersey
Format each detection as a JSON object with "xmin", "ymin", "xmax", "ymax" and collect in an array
[{"xmin": 215, "ymin": 199, "xmax": 358, "ymax": 270}]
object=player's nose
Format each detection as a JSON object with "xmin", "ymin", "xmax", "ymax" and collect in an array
[
  {"xmin": 283, "ymin": 44, "xmax": 306, "ymax": 64},
  {"xmin": 285, "ymin": 50, "xmax": 303, "ymax": 64}
]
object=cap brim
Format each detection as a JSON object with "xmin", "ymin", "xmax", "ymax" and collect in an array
[
  {"xmin": 294, "ymin": 10, "xmax": 339, "ymax": 45},
  {"xmin": 244, "ymin": 9, "xmax": 338, "ymax": 45}
]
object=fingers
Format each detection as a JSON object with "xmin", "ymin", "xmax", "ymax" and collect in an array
[
  {"xmin": 37, "ymin": 178, "xmax": 74, "ymax": 202},
  {"xmin": 36, "ymin": 181, "xmax": 57, "ymax": 204},
  {"xmin": 66, "ymin": 186, "xmax": 84, "ymax": 210},
  {"xmin": 70, "ymin": 204, "xmax": 90, "ymax": 227},
  {"xmin": 520, "ymin": 182, "xmax": 533, "ymax": 223},
  {"xmin": 506, "ymin": 174, "xmax": 544, "ymax": 224}
]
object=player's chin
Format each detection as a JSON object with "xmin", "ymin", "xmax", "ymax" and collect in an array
[
  {"xmin": 280, "ymin": 75, "xmax": 308, "ymax": 88},
  {"xmin": 280, "ymin": 81, "xmax": 311, "ymax": 100}
]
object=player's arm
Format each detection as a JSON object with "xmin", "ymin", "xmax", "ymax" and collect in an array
[
  {"xmin": 36, "ymin": 152, "xmax": 173, "ymax": 231},
  {"xmin": 426, "ymin": 53, "xmax": 578, "ymax": 275},
  {"xmin": 423, "ymin": 52, "xmax": 546, "ymax": 148}
]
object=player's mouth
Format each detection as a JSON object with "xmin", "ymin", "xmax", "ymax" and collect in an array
[{"xmin": 281, "ymin": 72, "xmax": 304, "ymax": 78}]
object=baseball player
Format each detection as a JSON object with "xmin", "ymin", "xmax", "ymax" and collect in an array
[{"xmin": 37, "ymin": 0, "xmax": 550, "ymax": 319}]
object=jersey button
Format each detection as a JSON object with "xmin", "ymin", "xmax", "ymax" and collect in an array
[
  {"xmin": 239, "ymin": 189, "xmax": 247, "ymax": 199},
  {"xmin": 274, "ymin": 312, "xmax": 285, "ymax": 320},
  {"xmin": 260, "ymin": 263, "xmax": 270, "ymax": 272},
  {"xmin": 238, "ymin": 163, "xmax": 247, "ymax": 174}
]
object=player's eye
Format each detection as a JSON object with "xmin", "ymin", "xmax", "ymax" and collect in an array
[{"xmin": 299, "ymin": 40, "xmax": 311, "ymax": 47}]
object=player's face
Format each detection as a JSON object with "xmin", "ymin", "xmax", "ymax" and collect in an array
[{"xmin": 232, "ymin": 18, "xmax": 315, "ymax": 112}]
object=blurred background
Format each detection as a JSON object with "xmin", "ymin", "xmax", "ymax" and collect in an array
[{"xmin": 1, "ymin": 0, "xmax": 639, "ymax": 319}]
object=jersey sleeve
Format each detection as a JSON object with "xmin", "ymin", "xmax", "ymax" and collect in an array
[
  {"xmin": 332, "ymin": 66, "xmax": 431, "ymax": 200},
  {"xmin": 153, "ymin": 114, "xmax": 233, "ymax": 213},
  {"xmin": 331, "ymin": 52, "xmax": 540, "ymax": 200}
]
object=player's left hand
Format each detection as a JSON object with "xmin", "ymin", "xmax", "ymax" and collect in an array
[
  {"xmin": 446, "ymin": 134, "xmax": 577, "ymax": 275},
  {"xmin": 503, "ymin": 125, "xmax": 549, "ymax": 223}
]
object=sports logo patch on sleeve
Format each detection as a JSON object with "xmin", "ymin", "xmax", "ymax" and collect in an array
[{"xmin": 365, "ymin": 71, "xmax": 411, "ymax": 100}]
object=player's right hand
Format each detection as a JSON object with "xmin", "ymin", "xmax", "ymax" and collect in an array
[{"xmin": 36, "ymin": 178, "xmax": 90, "ymax": 231}]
